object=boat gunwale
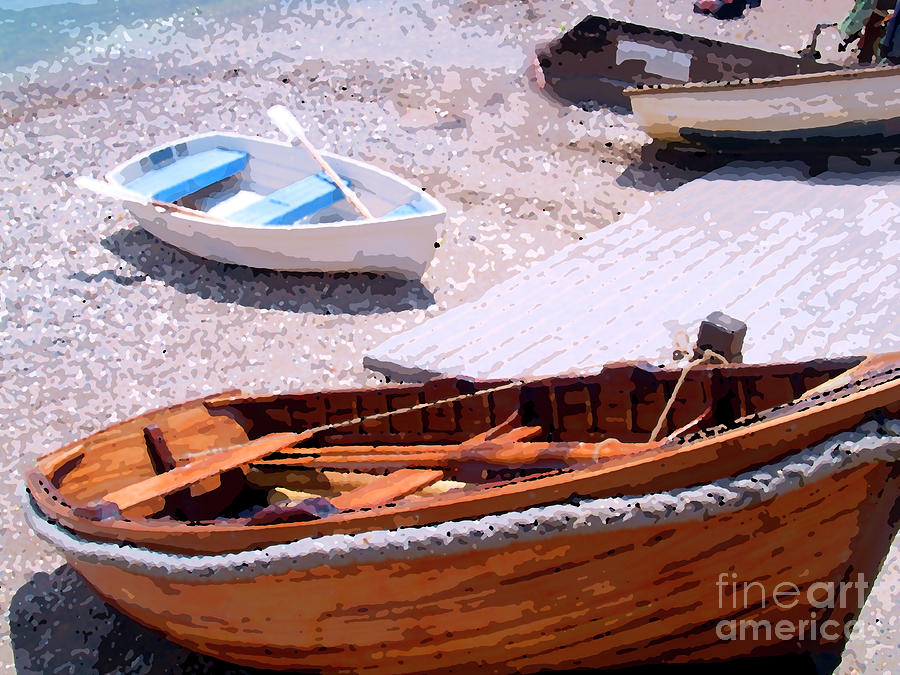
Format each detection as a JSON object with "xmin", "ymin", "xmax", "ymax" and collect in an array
[
  {"xmin": 104, "ymin": 131, "xmax": 447, "ymax": 230},
  {"xmin": 25, "ymin": 359, "xmax": 900, "ymax": 555},
  {"xmin": 624, "ymin": 63, "xmax": 900, "ymax": 97},
  {"xmin": 29, "ymin": 357, "xmax": 862, "ymax": 491},
  {"xmin": 201, "ymin": 356, "xmax": 867, "ymax": 408},
  {"xmin": 22, "ymin": 419, "xmax": 900, "ymax": 579}
]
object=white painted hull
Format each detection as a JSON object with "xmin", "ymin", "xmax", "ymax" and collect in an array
[
  {"xmin": 626, "ymin": 65, "xmax": 900, "ymax": 143},
  {"xmin": 106, "ymin": 133, "xmax": 446, "ymax": 278}
]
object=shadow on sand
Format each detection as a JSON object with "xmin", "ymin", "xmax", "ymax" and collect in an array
[
  {"xmin": 9, "ymin": 566, "xmax": 263, "ymax": 674},
  {"xmin": 10, "ymin": 565, "xmax": 838, "ymax": 675},
  {"xmin": 617, "ymin": 140, "xmax": 900, "ymax": 191},
  {"xmin": 83, "ymin": 227, "xmax": 435, "ymax": 316}
]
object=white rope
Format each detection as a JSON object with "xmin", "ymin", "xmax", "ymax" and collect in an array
[
  {"xmin": 182, "ymin": 380, "xmax": 525, "ymax": 461},
  {"xmin": 649, "ymin": 349, "xmax": 729, "ymax": 443}
]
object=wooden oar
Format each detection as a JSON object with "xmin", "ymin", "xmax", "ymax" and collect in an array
[
  {"xmin": 88, "ymin": 431, "xmax": 313, "ymax": 517},
  {"xmin": 254, "ymin": 437, "xmax": 662, "ymax": 472},
  {"xmin": 247, "ymin": 468, "xmax": 444, "ymax": 525},
  {"xmin": 331, "ymin": 469, "xmax": 444, "ymax": 510},
  {"xmin": 257, "ymin": 471, "xmax": 467, "ymax": 496},
  {"xmin": 273, "ymin": 426, "xmax": 543, "ymax": 459},
  {"xmin": 246, "ymin": 436, "xmax": 661, "ymax": 526},
  {"xmin": 267, "ymin": 105, "xmax": 375, "ymax": 220},
  {"xmin": 801, "ymin": 353, "xmax": 897, "ymax": 398},
  {"xmin": 76, "ymin": 175, "xmax": 151, "ymax": 206},
  {"xmin": 249, "ymin": 424, "xmax": 545, "ymax": 471},
  {"xmin": 75, "ymin": 176, "xmax": 232, "ymax": 224}
]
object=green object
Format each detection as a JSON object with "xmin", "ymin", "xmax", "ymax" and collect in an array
[{"xmin": 839, "ymin": 0, "xmax": 879, "ymax": 38}]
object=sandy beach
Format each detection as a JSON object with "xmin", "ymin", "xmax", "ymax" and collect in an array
[{"xmin": 2, "ymin": 0, "xmax": 897, "ymax": 671}]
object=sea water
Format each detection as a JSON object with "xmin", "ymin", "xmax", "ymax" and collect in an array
[
  {"xmin": 0, "ymin": 0, "xmax": 266, "ymax": 77},
  {"xmin": 1, "ymin": 0, "xmax": 527, "ymax": 98}
]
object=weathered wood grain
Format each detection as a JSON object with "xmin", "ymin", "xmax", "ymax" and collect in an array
[{"xmin": 65, "ymin": 460, "xmax": 900, "ymax": 672}]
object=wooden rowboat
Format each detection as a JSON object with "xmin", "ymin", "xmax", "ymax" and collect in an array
[
  {"xmin": 625, "ymin": 64, "xmax": 900, "ymax": 145},
  {"xmin": 77, "ymin": 108, "xmax": 445, "ymax": 278},
  {"xmin": 24, "ymin": 353, "xmax": 900, "ymax": 671}
]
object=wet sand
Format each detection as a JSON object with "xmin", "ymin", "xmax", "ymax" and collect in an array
[{"xmin": 1, "ymin": 0, "xmax": 897, "ymax": 672}]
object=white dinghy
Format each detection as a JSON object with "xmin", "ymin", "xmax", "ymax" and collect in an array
[
  {"xmin": 78, "ymin": 107, "xmax": 446, "ymax": 278},
  {"xmin": 625, "ymin": 65, "xmax": 900, "ymax": 146}
]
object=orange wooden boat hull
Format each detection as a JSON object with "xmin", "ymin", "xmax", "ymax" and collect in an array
[{"xmin": 25, "ymin": 427, "xmax": 900, "ymax": 672}]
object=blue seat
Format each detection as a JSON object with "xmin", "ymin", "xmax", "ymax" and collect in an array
[
  {"xmin": 126, "ymin": 148, "xmax": 249, "ymax": 202},
  {"xmin": 229, "ymin": 172, "xmax": 348, "ymax": 225},
  {"xmin": 384, "ymin": 201, "xmax": 426, "ymax": 218}
]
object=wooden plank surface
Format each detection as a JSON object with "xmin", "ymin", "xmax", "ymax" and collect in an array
[
  {"xmin": 365, "ymin": 167, "xmax": 900, "ymax": 380},
  {"xmin": 35, "ymin": 372, "xmax": 899, "ymax": 554},
  {"xmin": 103, "ymin": 432, "xmax": 309, "ymax": 512},
  {"xmin": 331, "ymin": 469, "xmax": 445, "ymax": 510}
]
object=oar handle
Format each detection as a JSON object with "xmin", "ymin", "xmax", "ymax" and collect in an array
[
  {"xmin": 75, "ymin": 175, "xmax": 151, "ymax": 206},
  {"xmin": 267, "ymin": 105, "xmax": 375, "ymax": 220},
  {"xmin": 75, "ymin": 175, "xmax": 232, "ymax": 225},
  {"xmin": 801, "ymin": 353, "xmax": 898, "ymax": 398}
]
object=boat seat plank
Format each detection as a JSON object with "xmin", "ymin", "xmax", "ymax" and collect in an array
[
  {"xmin": 125, "ymin": 148, "xmax": 249, "ymax": 202},
  {"xmin": 102, "ymin": 431, "xmax": 311, "ymax": 514},
  {"xmin": 383, "ymin": 201, "xmax": 424, "ymax": 218},
  {"xmin": 229, "ymin": 172, "xmax": 349, "ymax": 225}
]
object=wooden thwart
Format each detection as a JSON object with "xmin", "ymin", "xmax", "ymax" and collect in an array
[{"xmin": 102, "ymin": 431, "xmax": 311, "ymax": 514}]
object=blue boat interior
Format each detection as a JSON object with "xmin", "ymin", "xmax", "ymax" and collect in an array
[
  {"xmin": 384, "ymin": 201, "xmax": 425, "ymax": 219},
  {"xmin": 229, "ymin": 172, "xmax": 350, "ymax": 226},
  {"xmin": 125, "ymin": 148, "xmax": 249, "ymax": 203},
  {"xmin": 124, "ymin": 145, "xmax": 432, "ymax": 224}
]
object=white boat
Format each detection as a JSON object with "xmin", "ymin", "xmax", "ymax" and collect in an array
[
  {"xmin": 80, "ymin": 115, "xmax": 446, "ymax": 278},
  {"xmin": 624, "ymin": 64, "xmax": 900, "ymax": 145}
]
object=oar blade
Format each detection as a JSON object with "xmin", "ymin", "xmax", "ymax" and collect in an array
[
  {"xmin": 266, "ymin": 104, "xmax": 375, "ymax": 220},
  {"xmin": 267, "ymin": 105, "xmax": 309, "ymax": 145}
]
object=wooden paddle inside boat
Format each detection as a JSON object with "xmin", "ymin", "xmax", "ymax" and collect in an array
[
  {"xmin": 26, "ymin": 353, "xmax": 900, "ymax": 554},
  {"xmin": 97, "ymin": 431, "xmax": 313, "ymax": 516}
]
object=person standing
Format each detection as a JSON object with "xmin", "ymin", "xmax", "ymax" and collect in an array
[
  {"xmin": 839, "ymin": 0, "xmax": 897, "ymax": 62},
  {"xmin": 880, "ymin": 0, "xmax": 900, "ymax": 62}
]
